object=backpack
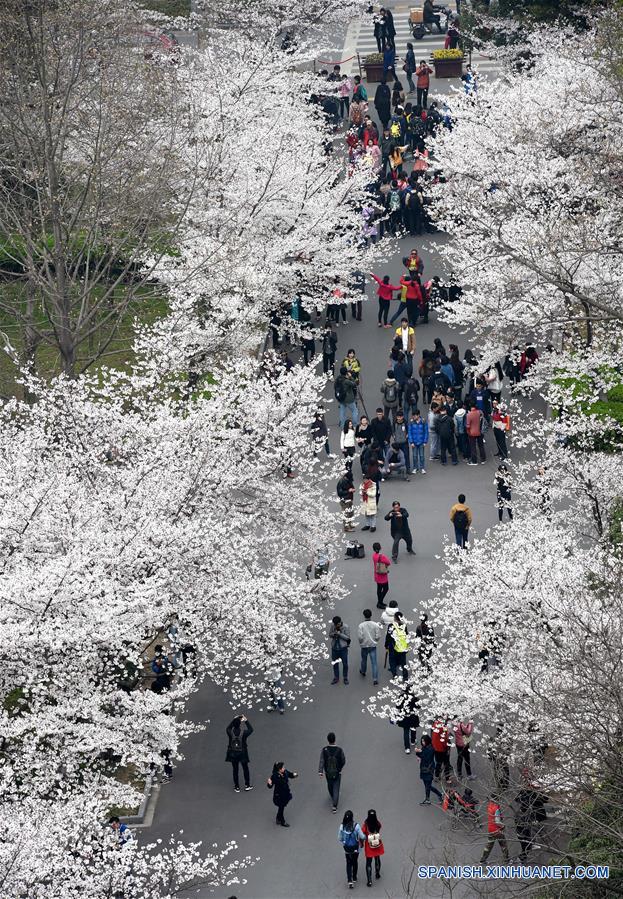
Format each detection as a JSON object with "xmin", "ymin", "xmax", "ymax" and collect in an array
[
  {"xmin": 392, "ymin": 624, "xmax": 409, "ymax": 653},
  {"xmin": 388, "ymin": 190, "xmax": 401, "ymax": 212},
  {"xmin": 324, "ymin": 746, "xmax": 340, "ymax": 779},
  {"xmin": 230, "ymin": 731, "xmax": 243, "ymax": 753},
  {"xmin": 343, "ymin": 825, "xmax": 359, "ymax": 849},
  {"xmin": 384, "ymin": 381, "xmax": 397, "ymax": 404},
  {"xmin": 390, "ymin": 119, "xmax": 401, "ymax": 139},
  {"xmin": 454, "ymin": 509, "xmax": 469, "ymax": 531},
  {"xmin": 334, "ymin": 379, "xmax": 346, "ymax": 403}
]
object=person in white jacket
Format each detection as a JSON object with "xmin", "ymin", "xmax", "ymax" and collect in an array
[{"xmin": 340, "ymin": 419, "xmax": 357, "ymax": 467}]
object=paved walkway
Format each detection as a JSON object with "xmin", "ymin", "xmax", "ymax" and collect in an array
[{"xmin": 149, "ymin": 29, "xmax": 505, "ymax": 899}]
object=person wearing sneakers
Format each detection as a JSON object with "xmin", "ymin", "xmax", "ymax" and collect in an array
[
  {"xmin": 394, "ymin": 687, "xmax": 420, "ymax": 753},
  {"xmin": 225, "ymin": 715, "xmax": 254, "ymax": 793},
  {"xmin": 408, "ymin": 408, "xmax": 428, "ymax": 473},
  {"xmin": 416, "ymin": 734, "xmax": 443, "ymax": 805},
  {"xmin": 370, "ymin": 272, "xmax": 402, "ymax": 327},
  {"xmin": 358, "ymin": 609, "xmax": 381, "ymax": 684},
  {"xmin": 384, "ymin": 501, "xmax": 415, "ymax": 561},
  {"xmin": 319, "ymin": 731, "xmax": 346, "ymax": 812},
  {"xmin": 372, "ymin": 542, "xmax": 392, "ymax": 608},
  {"xmin": 329, "ymin": 616, "xmax": 351, "ymax": 684},
  {"xmin": 394, "ymin": 317, "xmax": 415, "ymax": 356}
]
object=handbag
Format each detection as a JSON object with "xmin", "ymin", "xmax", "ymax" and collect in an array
[{"xmin": 367, "ymin": 832, "xmax": 381, "ymax": 849}]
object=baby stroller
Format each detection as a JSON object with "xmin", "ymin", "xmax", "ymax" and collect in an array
[{"xmin": 442, "ymin": 786, "xmax": 480, "ymax": 831}]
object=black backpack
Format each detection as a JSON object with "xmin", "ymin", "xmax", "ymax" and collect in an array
[
  {"xmin": 324, "ymin": 746, "xmax": 340, "ymax": 778},
  {"xmin": 454, "ymin": 509, "xmax": 469, "ymax": 531},
  {"xmin": 335, "ymin": 379, "xmax": 347, "ymax": 403},
  {"xmin": 230, "ymin": 731, "xmax": 243, "ymax": 752}
]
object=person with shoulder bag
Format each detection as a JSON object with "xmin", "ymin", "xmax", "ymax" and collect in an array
[
  {"xmin": 404, "ymin": 42, "xmax": 416, "ymax": 93},
  {"xmin": 362, "ymin": 809, "xmax": 384, "ymax": 885},
  {"xmin": 371, "ymin": 541, "xmax": 391, "ymax": 608}
]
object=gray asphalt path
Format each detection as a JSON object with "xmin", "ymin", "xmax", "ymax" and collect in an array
[
  {"xmin": 150, "ymin": 57, "xmax": 504, "ymax": 899},
  {"xmin": 150, "ymin": 240, "xmax": 509, "ymax": 899}
]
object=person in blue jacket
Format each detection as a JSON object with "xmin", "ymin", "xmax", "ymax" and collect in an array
[
  {"xmin": 338, "ymin": 809, "xmax": 366, "ymax": 888},
  {"xmin": 408, "ymin": 409, "xmax": 429, "ymax": 473}
]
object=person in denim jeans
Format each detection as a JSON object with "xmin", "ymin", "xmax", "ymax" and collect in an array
[
  {"xmin": 408, "ymin": 409, "xmax": 429, "ymax": 473},
  {"xmin": 358, "ymin": 609, "xmax": 381, "ymax": 684},
  {"xmin": 329, "ymin": 616, "xmax": 351, "ymax": 684}
]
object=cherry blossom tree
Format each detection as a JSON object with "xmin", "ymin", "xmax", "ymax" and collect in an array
[{"xmin": 430, "ymin": 27, "xmax": 623, "ymax": 382}]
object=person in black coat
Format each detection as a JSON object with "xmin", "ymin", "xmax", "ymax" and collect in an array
[
  {"xmin": 374, "ymin": 79, "xmax": 392, "ymax": 130},
  {"xmin": 384, "ymin": 501, "xmax": 415, "ymax": 560},
  {"xmin": 369, "ymin": 407, "xmax": 393, "ymax": 449},
  {"xmin": 225, "ymin": 715, "xmax": 254, "ymax": 792},
  {"xmin": 267, "ymin": 762, "xmax": 299, "ymax": 826}
]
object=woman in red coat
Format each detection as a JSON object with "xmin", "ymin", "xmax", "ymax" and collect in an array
[{"xmin": 361, "ymin": 808, "xmax": 384, "ymax": 885}]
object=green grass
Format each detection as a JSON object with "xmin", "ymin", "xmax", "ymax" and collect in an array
[{"xmin": 0, "ymin": 280, "xmax": 169, "ymax": 399}]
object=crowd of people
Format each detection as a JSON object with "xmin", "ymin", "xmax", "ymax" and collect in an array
[{"xmin": 110, "ymin": 21, "xmax": 549, "ymax": 892}]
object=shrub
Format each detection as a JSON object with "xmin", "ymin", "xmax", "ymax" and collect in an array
[{"xmin": 432, "ymin": 49, "xmax": 464, "ymax": 59}]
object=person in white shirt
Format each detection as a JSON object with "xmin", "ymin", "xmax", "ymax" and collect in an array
[{"xmin": 395, "ymin": 318, "xmax": 415, "ymax": 356}]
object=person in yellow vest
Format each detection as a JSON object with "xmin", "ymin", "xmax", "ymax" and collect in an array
[
  {"xmin": 480, "ymin": 795, "xmax": 510, "ymax": 863},
  {"xmin": 387, "ymin": 612, "xmax": 409, "ymax": 680}
]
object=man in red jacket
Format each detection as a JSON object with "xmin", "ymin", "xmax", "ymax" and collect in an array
[
  {"xmin": 431, "ymin": 717, "xmax": 452, "ymax": 782},
  {"xmin": 465, "ymin": 402, "xmax": 487, "ymax": 465}
]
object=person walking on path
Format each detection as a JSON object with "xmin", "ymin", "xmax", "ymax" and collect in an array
[
  {"xmin": 416, "ymin": 734, "xmax": 443, "ymax": 805},
  {"xmin": 225, "ymin": 715, "xmax": 254, "ymax": 793},
  {"xmin": 480, "ymin": 795, "xmax": 510, "ymax": 863},
  {"xmin": 321, "ymin": 324, "xmax": 338, "ymax": 376},
  {"xmin": 358, "ymin": 609, "xmax": 381, "ymax": 684},
  {"xmin": 492, "ymin": 401, "xmax": 511, "ymax": 460},
  {"xmin": 450, "ymin": 493, "xmax": 472, "ymax": 548},
  {"xmin": 454, "ymin": 719, "xmax": 474, "ymax": 779},
  {"xmin": 384, "ymin": 501, "xmax": 415, "ymax": 561},
  {"xmin": 362, "ymin": 810, "xmax": 384, "ymax": 885},
  {"xmin": 404, "ymin": 42, "xmax": 416, "ymax": 93},
  {"xmin": 319, "ymin": 732, "xmax": 346, "ymax": 812},
  {"xmin": 311, "ymin": 410, "xmax": 331, "ymax": 457},
  {"xmin": 495, "ymin": 464, "xmax": 513, "ymax": 522},
  {"xmin": 416, "ymin": 613, "xmax": 435, "ymax": 669},
  {"xmin": 329, "ymin": 616, "xmax": 351, "ymax": 684},
  {"xmin": 374, "ymin": 78, "xmax": 392, "ymax": 130},
  {"xmin": 408, "ymin": 409, "xmax": 428, "ymax": 473},
  {"xmin": 466, "ymin": 402, "xmax": 487, "ymax": 465},
  {"xmin": 335, "ymin": 367, "xmax": 359, "ymax": 429},
  {"xmin": 361, "ymin": 475, "xmax": 378, "ymax": 531},
  {"xmin": 432, "ymin": 717, "xmax": 452, "ymax": 782},
  {"xmin": 338, "ymin": 810, "xmax": 366, "ymax": 889},
  {"xmin": 393, "ymin": 688, "xmax": 420, "ymax": 754},
  {"xmin": 267, "ymin": 762, "xmax": 298, "ymax": 827},
  {"xmin": 372, "ymin": 541, "xmax": 391, "ymax": 608},
  {"xmin": 370, "ymin": 272, "xmax": 401, "ymax": 328},
  {"xmin": 387, "ymin": 612, "xmax": 410, "ymax": 679}
]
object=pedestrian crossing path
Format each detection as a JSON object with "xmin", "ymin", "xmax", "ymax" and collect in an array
[{"xmin": 340, "ymin": 3, "xmax": 499, "ymax": 82}]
